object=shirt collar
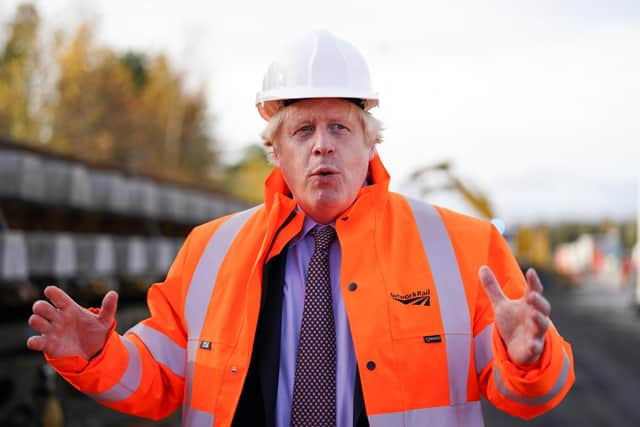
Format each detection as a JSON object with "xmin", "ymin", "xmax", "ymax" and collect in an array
[{"xmin": 289, "ymin": 207, "xmax": 336, "ymax": 248}]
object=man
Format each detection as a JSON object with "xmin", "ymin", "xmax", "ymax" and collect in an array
[{"xmin": 27, "ymin": 30, "xmax": 574, "ymax": 426}]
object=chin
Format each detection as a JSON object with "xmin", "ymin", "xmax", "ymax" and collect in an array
[
  {"xmin": 313, "ymin": 191, "xmax": 346, "ymax": 208},
  {"xmin": 304, "ymin": 194, "xmax": 354, "ymax": 223}
]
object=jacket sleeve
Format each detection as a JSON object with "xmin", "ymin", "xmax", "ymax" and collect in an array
[
  {"xmin": 45, "ymin": 230, "xmax": 199, "ymax": 420},
  {"xmin": 473, "ymin": 225, "xmax": 575, "ymax": 420}
]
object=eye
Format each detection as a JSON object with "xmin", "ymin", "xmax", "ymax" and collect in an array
[
  {"xmin": 329, "ymin": 123, "xmax": 349, "ymax": 133},
  {"xmin": 294, "ymin": 124, "xmax": 314, "ymax": 136}
]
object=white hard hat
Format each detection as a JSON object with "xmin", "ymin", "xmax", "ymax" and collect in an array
[{"xmin": 256, "ymin": 30, "xmax": 379, "ymax": 121}]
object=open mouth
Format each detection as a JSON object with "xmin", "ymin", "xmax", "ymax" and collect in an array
[{"xmin": 310, "ymin": 167, "xmax": 338, "ymax": 177}]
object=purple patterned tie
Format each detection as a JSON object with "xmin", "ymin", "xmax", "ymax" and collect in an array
[{"xmin": 290, "ymin": 226, "xmax": 337, "ymax": 427}]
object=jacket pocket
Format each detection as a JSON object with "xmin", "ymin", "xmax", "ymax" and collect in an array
[
  {"xmin": 390, "ymin": 331, "xmax": 468, "ymax": 408},
  {"xmin": 187, "ymin": 337, "xmax": 233, "ymax": 413}
]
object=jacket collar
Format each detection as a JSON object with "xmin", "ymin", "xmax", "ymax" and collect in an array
[{"xmin": 261, "ymin": 154, "xmax": 391, "ymax": 261}]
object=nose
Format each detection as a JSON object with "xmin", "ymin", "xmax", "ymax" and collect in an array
[{"xmin": 312, "ymin": 128, "xmax": 335, "ymax": 155}]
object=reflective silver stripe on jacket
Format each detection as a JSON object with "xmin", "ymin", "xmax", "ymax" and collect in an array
[
  {"xmin": 406, "ymin": 198, "xmax": 472, "ymax": 407},
  {"xmin": 369, "ymin": 400, "xmax": 482, "ymax": 427},
  {"xmin": 88, "ymin": 336, "xmax": 141, "ymax": 403},
  {"xmin": 474, "ymin": 323, "xmax": 494, "ymax": 374},
  {"xmin": 182, "ymin": 206, "xmax": 261, "ymax": 427},
  {"xmin": 494, "ymin": 347, "xmax": 571, "ymax": 406},
  {"xmin": 183, "ymin": 405, "xmax": 215, "ymax": 427},
  {"xmin": 127, "ymin": 323, "xmax": 186, "ymax": 378}
]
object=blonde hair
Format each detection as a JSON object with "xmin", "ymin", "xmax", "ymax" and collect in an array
[{"xmin": 260, "ymin": 101, "xmax": 383, "ymax": 163}]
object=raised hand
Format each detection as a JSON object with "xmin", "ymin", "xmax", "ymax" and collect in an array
[
  {"xmin": 479, "ymin": 266, "xmax": 551, "ymax": 366},
  {"xmin": 27, "ymin": 286, "xmax": 118, "ymax": 360}
]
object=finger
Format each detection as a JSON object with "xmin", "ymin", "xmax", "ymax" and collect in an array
[
  {"xmin": 526, "ymin": 292, "xmax": 551, "ymax": 317},
  {"xmin": 26, "ymin": 335, "xmax": 47, "ymax": 352},
  {"xmin": 526, "ymin": 268, "xmax": 544, "ymax": 294},
  {"xmin": 531, "ymin": 310, "xmax": 550, "ymax": 335},
  {"xmin": 32, "ymin": 300, "xmax": 58, "ymax": 322},
  {"xmin": 28, "ymin": 314, "xmax": 51, "ymax": 335},
  {"xmin": 44, "ymin": 285, "xmax": 76, "ymax": 310},
  {"xmin": 526, "ymin": 339, "xmax": 544, "ymax": 364},
  {"xmin": 478, "ymin": 266, "xmax": 506, "ymax": 306},
  {"xmin": 98, "ymin": 291, "xmax": 119, "ymax": 325}
]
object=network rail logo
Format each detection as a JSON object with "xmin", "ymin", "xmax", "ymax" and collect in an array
[{"xmin": 390, "ymin": 289, "xmax": 431, "ymax": 306}]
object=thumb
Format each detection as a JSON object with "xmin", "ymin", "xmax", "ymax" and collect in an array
[
  {"xmin": 98, "ymin": 291, "xmax": 119, "ymax": 325},
  {"xmin": 479, "ymin": 266, "xmax": 506, "ymax": 306}
]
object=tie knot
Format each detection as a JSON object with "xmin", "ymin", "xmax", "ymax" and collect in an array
[{"xmin": 311, "ymin": 226, "xmax": 336, "ymax": 253}]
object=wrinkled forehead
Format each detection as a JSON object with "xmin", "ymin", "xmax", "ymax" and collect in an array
[{"xmin": 284, "ymin": 98, "xmax": 359, "ymax": 125}]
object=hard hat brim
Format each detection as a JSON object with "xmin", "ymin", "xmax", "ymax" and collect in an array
[{"xmin": 256, "ymin": 91, "xmax": 379, "ymax": 121}]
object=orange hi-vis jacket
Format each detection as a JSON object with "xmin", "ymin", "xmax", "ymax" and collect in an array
[{"xmin": 46, "ymin": 155, "xmax": 574, "ymax": 426}]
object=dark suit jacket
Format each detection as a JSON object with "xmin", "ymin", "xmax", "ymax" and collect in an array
[{"xmin": 231, "ymin": 247, "xmax": 368, "ymax": 427}]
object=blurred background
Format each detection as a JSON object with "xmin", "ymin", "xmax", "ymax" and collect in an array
[{"xmin": 0, "ymin": 1, "xmax": 638, "ymax": 426}]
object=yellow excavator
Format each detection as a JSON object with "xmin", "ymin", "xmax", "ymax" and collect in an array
[
  {"xmin": 408, "ymin": 161, "xmax": 495, "ymax": 220},
  {"xmin": 408, "ymin": 161, "xmax": 550, "ymax": 268}
]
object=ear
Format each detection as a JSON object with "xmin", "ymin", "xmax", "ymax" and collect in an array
[{"xmin": 271, "ymin": 145, "xmax": 281, "ymax": 167}]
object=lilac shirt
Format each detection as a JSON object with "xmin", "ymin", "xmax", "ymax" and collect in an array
[{"xmin": 275, "ymin": 216, "xmax": 357, "ymax": 427}]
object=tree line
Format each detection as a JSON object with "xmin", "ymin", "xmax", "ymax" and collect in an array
[{"xmin": 0, "ymin": 3, "xmax": 272, "ymax": 202}]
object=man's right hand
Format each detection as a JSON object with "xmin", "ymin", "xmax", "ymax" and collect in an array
[{"xmin": 27, "ymin": 286, "xmax": 118, "ymax": 360}]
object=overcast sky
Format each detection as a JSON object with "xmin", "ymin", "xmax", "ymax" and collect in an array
[{"xmin": 2, "ymin": 0, "xmax": 638, "ymax": 225}]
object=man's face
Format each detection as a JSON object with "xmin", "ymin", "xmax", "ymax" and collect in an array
[{"xmin": 273, "ymin": 98, "xmax": 375, "ymax": 224}]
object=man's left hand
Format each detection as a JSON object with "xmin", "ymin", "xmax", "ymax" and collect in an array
[{"xmin": 478, "ymin": 266, "xmax": 551, "ymax": 366}]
